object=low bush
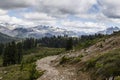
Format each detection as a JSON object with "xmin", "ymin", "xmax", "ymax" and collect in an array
[
  {"xmin": 59, "ymin": 56, "xmax": 70, "ymax": 64},
  {"xmin": 29, "ymin": 63, "xmax": 44, "ymax": 80},
  {"xmin": 84, "ymin": 49, "xmax": 120, "ymax": 80}
]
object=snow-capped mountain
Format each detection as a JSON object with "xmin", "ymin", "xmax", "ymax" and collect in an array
[
  {"xmin": 1, "ymin": 22, "xmax": 119, "ymax": 38},
  {"xmin": 0, "ymin": 32, "xmax": 16, "ymax": 43},
  {"xmin": 0, "ymin": 23, "xmax": 13, "ymax": 36},
  {"xmin": 0, "ymin": 23, "xmax": 80, "ymax": 38},
  {"xmin": 98, "ymin": 27, "xmax": 120, "ymax": 35},
  {"xmin": 12, "ymin": 25, "xmax": 78, "ymax": 38},
  {"xmin": 0, "ymin": 22, "xmax": 28, "ymax": 37}
]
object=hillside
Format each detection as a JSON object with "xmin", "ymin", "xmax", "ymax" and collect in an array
[
  {"xmin": 36, "ymin": 31, "xmax": 120, "ymax": 80},
  {"xmin": 0, "ymin": 0, "xmax": 120, "ymax": 80},
  {"xmin": 0, "ymin": 31, "xmax": 119, "ymax": 80},
  {"xmin": 0, "ymin": 23, "xmax": 79, "ymax": 38},
  {"xmin": 0, "ymin": 32, "xmax": 16, "ymax": 43}
]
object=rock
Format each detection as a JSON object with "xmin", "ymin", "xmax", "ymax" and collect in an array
[{"xmin": 3, "ymin": 71, "xmax": 7, "ymax": 74}]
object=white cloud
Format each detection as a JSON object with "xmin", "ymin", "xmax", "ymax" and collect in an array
[
  {"xmin": 34, "ymin": 20, "xmax": 57, "ymax": 26},
  {"xmin": 0, "ymin": 15, "xmax": 34, "ymax": 26},
  {"xmin": 21, "ymin": 12, "xmax": 58, "ymax": 26},
  {"xmin": 0, "ymin": 9, "xmax": 7, "ymax": 15},
  {"xmin": 61, "ymin": 20, "xmax": 107, "ymax": 33},
  {"xmin": 36, "ymin": 0, "xmax": 97, "ymax": 17},
  {"xmin": 0, "ymin": 0, "xmax": 120, "ymax": 33},
  {"xmin": 23, "ymin": 12, "xmax": 56, "ymax": 21},
  {"xmin": 0, "ymin": 0, "xmax": 36, "ymax": 9},
  {"xmin": 98, "ymin": 0, "xmax": 120, "ymax": 18}
]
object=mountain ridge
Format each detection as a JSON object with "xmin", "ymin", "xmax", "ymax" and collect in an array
[
  {"xmin": 98, "ymin": 26, "xmax": 120, "ymax": 34},
  {"xmin": 0, "ymin": 22, "xmax": 120, "ymax": 38},
  {"xmin": 0, "ymin": 23, "xmax": 80, "ymax": 38},
  {"xmin": 0, "ymin": 32, "xmax": 16, "ymax": 43}
]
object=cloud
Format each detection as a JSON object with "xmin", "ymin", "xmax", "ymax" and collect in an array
[
  {"xmin": 34, "ymin": 20, "xmax": 57, "ymax": 26},
  {"xmin": 36, "ymin": 0, "xmax": 97, "ymax": 18},
  {"xmin": 0, "ymin": 9, "xmax": 7, "ymax": 15},
  {"xmin": 98, "ymin": 0, "xmax": 120, "ymax": 19},
  {"xmin": 0, "ymin": 14, "xmax": 34, "ymax": 26},
  {"xmin": 21, "ymin": 12, "xmax": 58, "ymax": 26},
  {"xmin": 0, "ymin": 0, "xmax": 36, "ymax": 10},
  {"xmin": 61, "ymin": 20, "xmax": 107, "ymax": 33},
  {"xmin": 0, "ymin": 0, "xmax": 120, "ymax": 33},
  {"xmin": 22, "ymin": 12, "xmax": 56, "ymax": 21}
]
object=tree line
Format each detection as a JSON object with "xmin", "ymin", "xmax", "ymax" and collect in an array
[
  {"xmin": 36, "ymin": 34, "xmax": 105, "ymax": 50},
  {"xmin": 36, "ymin": 36, "xmax": 78, "ymax": 48},
  {"xmin": 0, "ymin": 38, "xmax": 37, "ymax": 66}
]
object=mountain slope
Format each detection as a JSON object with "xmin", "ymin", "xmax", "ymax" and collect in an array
[
  {"xmin": 0, "ymin": 32, "xmax": 16, "ymax": 43},
  {"xmin": 0, "ymin": 23, "xmax": 79, "ymax": 38},
  {"xmin": 98, "ymin": 27, "xmax": 120, "ymax": 34},
  {"xmin": 36, "ymin": 31, "xmax": 120, "ymax": 80},
  {"xmin": 11, "ymin": 26, "xmax": 77, "ymax": 38},
  {"xmin": 0, "ymin": 22, "xmax": 120, "ymax": 38},
  {"xmin": 66, "ymin": 31, "xmax": 120, "ymax": 80}
]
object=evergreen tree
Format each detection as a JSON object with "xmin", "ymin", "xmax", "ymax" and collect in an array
[
  {"xmin": 16, "ymin": 42, "xmax": 23, "ymax": 64},
  {"xmin": 10, "ymin": 41, "xmax": 17, "ymax": 64},
  {"xmin": 3, "ymin": 45, "xmax": 9, "ymax": 66},
  {"xmin": 66, "ymin": 38, "xmax": 73, "ymax": 51},
  {"xmin": 2, "ymin": 41, "xmax": 22, "ymax": 66},
  {"xmin": 2, "ymin": 38, "xmax": 38, "ymax": 66},
  {"xmin": 0, "ymin": 43, "xmax": 4, "ymax": 55}
]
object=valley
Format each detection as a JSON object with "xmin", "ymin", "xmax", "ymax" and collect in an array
[
  {"xmin": 0, "ymin": 0, "xmax": 120, "ymax": 80},
  {"xmin": 0, "ymin": 27, "xmax": 120, "ymax": 80},
  {"xmin": 36, "ymin": 31, "xmax": 120, "ymax": 80}
]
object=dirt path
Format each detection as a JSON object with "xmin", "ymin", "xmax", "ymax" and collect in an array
[{"xmin": 36, "ymin": 55, "xmax": 77, "ymax": 80}]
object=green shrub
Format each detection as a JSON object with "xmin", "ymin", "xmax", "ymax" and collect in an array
[
  {"xmin": 29, "ymin": 63, "xmax": 43, "ymax": 80},
  {"xmin": 84, "ymin": 49, "xmax": 120, "ymax": 80},
  {"xmin": 115, "ymin": 76, "xmax": 120, "ymax": 80},
  {"xmin": 99, "ymin": 43, "xmax": 104, "ymax": 48},
  {"xmin": 72, "ymin": 57, "xmax": 81, "ymax": 63},
  {"xmin": 0, "ymin": 47, "xmax": 64, "ymax": 80},
  {"xmin": 86, "ymin": 58, "xmax": 96, "ymax": 70},
  {"xmin": 59, "ymin": 56, "xmax": 70, "ymax": 64}
]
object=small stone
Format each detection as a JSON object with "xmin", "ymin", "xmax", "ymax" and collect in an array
[{"xmin": 4, "ymin": 71, "xmax": 7, "ymax": 74}]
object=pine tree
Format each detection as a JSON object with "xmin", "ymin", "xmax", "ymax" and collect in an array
[
  {"xmin": 3, "ymin": 45, "xmax": 9, "ymax": 66},
  {"xmin": 2, "ymin": 41, "xmax": 20, "ymax": 66},
  {"xmin": 66, "ymin": 38, "xmax": 73, "ymax": 51},
  {"xmin": 16, "ymin": 42, "xmax": 23, "ymax": 64},
  {"xmin": 0, "ymin": 43, "xmax": 4, "ymax": 55},
  {"xmin": 10, "ymin": 41, "xmax": 17, "ymax": 64}
]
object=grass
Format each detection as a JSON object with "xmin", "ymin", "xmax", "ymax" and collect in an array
[
  {"xmin": 84, "ymin": 48, "xmax": 120, "ymax": 80},
  {"xmin": 59, "ymin": 54, "xmax": 83, "ymax": 64},
  {"xmin": 0, "ymin": 47, "xmax": 65, "ymax": 80},
  {"xmin": 23, "ymin": 47, "xmax": 65, "ymax": 64},
  {"xmin": 75, "ymin": 37, "xmax": 107, "ymax": 50},
  {"xmin": 115, "ymin": 76, "xmax": 120, "ymax": 80}
]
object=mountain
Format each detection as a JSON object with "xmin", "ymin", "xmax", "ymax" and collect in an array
[
  {"xmin": 2, "ymin": 22, "xmax": 120, "ymax": 38},
  {"xmin": 0, "ymin": 23, "xmax": 81, "ymax": 38},
  {"xmin": 12, "ymin": 25, "xmax": 79, "ymax": 38},
  {"xmin": 0, "ymin": 32, "xmax": 16, "ymax": 43},
  {"xmin": 98, "ymin": 26, "xmax": 120, "ymax": 34},
  {"xmin": 0, "ymin": 22, "xmax": 28, "ymax": 37}
]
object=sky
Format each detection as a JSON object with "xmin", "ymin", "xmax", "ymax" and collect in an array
[{"xmin": 0, "ymin": 0, "xmax": 120, "ymax": 33}]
